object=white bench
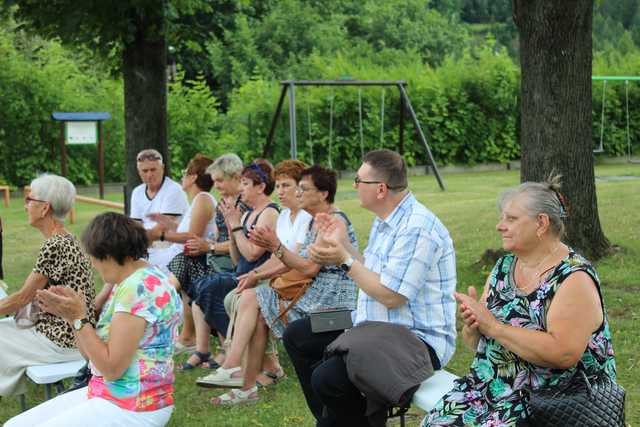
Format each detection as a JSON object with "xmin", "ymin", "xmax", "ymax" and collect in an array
[
  {"xmin": 18, "ymin": 359, "xmax": 86, "ymax": 411},
  {"xmin": 412, "ymin": 369, "xmax": 459, "ymax": 412},
  {"xmin": 390, "ymin": 369, "xmax": 459, "ymax": 426}
]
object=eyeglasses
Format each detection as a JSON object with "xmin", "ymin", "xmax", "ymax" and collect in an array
[
  {"xmin": 354, "ymin": 176, "xmax": 384, "ymax": 186},
  {"xmin": 296, "ymin": 185, "xmax": 317, "ymax": 194},
  {"xmin": 25, "ymin": 196, "xmax": 48, "ymax": 205},
  {"xmin": 354, "ymin": 176, "xmax": 405, "ymax": 190}
]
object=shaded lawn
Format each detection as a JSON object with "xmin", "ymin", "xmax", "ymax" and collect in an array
[{"xmin": 0, "ymin": 165, "xmax": 638, "ymax": 426}]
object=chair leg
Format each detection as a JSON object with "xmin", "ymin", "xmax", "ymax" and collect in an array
[
  {"xmin": 44, "ymin": 384, "xmax": 52, "ymax": 400},
  {"xmin": 55, "ymin": 380, "xmax": 65, "ymax": 395},
  {"xmin": 18, "ymin": 394, "xmax": 27, "ymax": 412}
]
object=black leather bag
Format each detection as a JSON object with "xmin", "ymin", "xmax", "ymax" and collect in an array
[{"xmin": 527, "ymin": 365, "xmax": 625, "ymax": 427}]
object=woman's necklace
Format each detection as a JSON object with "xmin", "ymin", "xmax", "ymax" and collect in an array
[{"xmin": 516, "ymin": 243, "xmax": 561, "ymax": 294}]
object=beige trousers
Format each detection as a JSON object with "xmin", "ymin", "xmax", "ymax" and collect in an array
[
  {"xmin": 0, "ymin": 318, "xmax": 81, "ymax": 396},
  {"xmin": 223, "ymin": 281, "xmax": 278, "ymax": 356}
]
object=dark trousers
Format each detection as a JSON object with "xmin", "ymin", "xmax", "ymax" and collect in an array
[
  {"xmin": 192, "ymin": 272, "xmax": 237, "ymax": 338},
  {"xmin": 283, "ymin": 317, "xmax": 370, "ymax": 427}
]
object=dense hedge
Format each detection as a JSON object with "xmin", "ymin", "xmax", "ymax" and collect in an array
[{"xmin": 1, "ymin": 24, "xmax": 639, "ymax": 187}]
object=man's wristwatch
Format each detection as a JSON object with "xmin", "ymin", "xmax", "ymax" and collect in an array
[
  {"xmin": 73, "ymin": 317, "xmax": 91, "ymax": 332},
  {"xmin": 209, "ymin": 242, "xmax": 217, "ymax": 254},
  {"xmin": 274, "ymin": 243, "xmax": 284, "ymax": 259},
  {"xmin": 340, "ymin": 256, "xmax": 354, "ymax": 273}
]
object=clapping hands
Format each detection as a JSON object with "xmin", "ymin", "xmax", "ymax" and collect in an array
[
  {"xmin": 454, "ymin": 286, "xmax": 500, "ymax": 338},
  {"xmin": 36, "ymin": 286, "xmax": 87, "ymax": 324}
]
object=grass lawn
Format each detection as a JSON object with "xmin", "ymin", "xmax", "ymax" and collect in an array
[{"xmin": 1, "ymin": 165, "xmax": 638, "ymax": 426}]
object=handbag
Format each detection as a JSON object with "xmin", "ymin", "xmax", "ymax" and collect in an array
[
  {"xmin": 527, "ymin": 363, "xmax": 625, "ymax": 427},
  {"xmin": 15, "ymin": 301, "xmax": 41, "ymax": 329},
  {"xmin": 269, "ymin": 269, "xmax": 313, "ymax": 326}
]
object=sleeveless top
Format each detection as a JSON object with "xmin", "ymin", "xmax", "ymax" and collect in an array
[
  {"xmin": 424, "ymin": 250, "xmax": 616, "ymax": 426},
  {"xmin": 235, "ymin": 202, "xmax": 280, "ymax": 275},
  {"xmin": 150, "ymin": 192, "xmax": 217, "ymax": 268}
]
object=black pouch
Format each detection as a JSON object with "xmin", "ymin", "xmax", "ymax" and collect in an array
[{"xmin": 310, "ymin": 308, "xmax": 353, "ymax": 333}]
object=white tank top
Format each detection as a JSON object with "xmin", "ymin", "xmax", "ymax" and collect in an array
[{"xmin": 149, "ymin": 192, "xmax": 218, "ymax": 268}]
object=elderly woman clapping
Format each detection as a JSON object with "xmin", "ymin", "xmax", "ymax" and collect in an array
[
  {"xmin": 5, "ymin": 212, "xmax": 182, "ymax": 427},
  {"xmin": 424, "ymin": 176, "xmax": 617, "ymax": 427},
  {"xmin": 0, "ymin": 174, "xmax": 96, "ymax": 398}
]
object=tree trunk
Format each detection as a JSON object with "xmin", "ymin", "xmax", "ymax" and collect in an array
[
  {"xmin": 513, "ymin": 0, "xmax": 610, "ymax": 260},
  {"xmin": 122, "ymin": 6, "xmax": 168, "ymax": 206}
]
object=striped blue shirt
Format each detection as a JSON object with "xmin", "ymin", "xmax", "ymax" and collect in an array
[{"xmin": 353, "ymin": 193, "xmax": 457, "ymax": 366}]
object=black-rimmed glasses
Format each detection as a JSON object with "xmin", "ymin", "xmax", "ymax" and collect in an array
[
  {"xmin": 25, "ymin": 196, "xmax": 48, "ymax": 205},
  {"xmin": 354, "ymin": 176, "xmax": 384, "ymax": 186},
  {"xmin": 354, "ymin": 176, "xmax": 404, "ymax": 190}
]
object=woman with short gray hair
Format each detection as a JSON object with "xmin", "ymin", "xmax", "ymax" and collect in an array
[
  {"xmin": 424, "ymin": 175, "xmax": 617, "ymax": 426},
  {"xmin": 0, "ymin": 174, "xmax": 96, "ymax": 399}
]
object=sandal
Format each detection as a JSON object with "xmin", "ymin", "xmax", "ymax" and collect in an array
[
  {"xmin": 196, "ymin": 366, "xmax": 243, "ymax": 388},
  {"xmin": 210, "ymin": 386, "xmax": 259, "ymax": 406},
  {"xmin": 174, "ymin": 341, "xmax": 196, "ymax": 356},
  {"xmin": 179, "ymin": 351, "xmax": 219, "ymax": 371},
  {"xmin": 256, "ymin": 368, "xmax": 286, "ymax": 388}
]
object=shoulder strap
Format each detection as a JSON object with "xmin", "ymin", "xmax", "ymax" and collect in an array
[{"xmin": 252, "ymin": 203, "xmax": 280, "ymax": 226}]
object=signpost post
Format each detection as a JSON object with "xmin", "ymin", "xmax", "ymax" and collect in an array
[{"xmin": 51, "ymin": 112, "xmax": 110, "ymax": 199}]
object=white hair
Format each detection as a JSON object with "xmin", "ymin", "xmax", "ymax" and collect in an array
[
  {"xmin": 207, "ymin": 153, "xmax": 243, "ymax": 178},
  {"xmin": 498, "ymin": 174, "xmax": 566, "ymax": 237},
  {"xmin": 30, "ymin": 174, "xmax": 76, "ymax": 221}
]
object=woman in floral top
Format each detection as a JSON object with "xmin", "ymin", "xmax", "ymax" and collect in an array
[
  {"xmin": 6, "ymin": 212, "xmax": 182, "ymax": 427},
  {"xmin": 424, "ymin": 177, "xmax": 616, "ymax": 427}
]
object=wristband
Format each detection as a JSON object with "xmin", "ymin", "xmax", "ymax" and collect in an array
[
  {"xmin": 160, "ymin": 231, "xmax": 165, "ymax": 242},
  {"xmin": 231, "ymin": 226, "xmax": 243, "ymax": 233}
]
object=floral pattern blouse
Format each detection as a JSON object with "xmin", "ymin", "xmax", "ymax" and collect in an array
[
  {"xmin": 88, "ymin": 266, "xmax": 182, "ymax": 411},
  {"xmin": 424, "ymin": 251, "xmax": 616, "ymax": 427}
]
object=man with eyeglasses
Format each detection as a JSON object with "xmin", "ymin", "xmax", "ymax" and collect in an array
[
  {"xmin": 283, "ymin": 149, "xmax": 457, "ymax": 426},
  {"xmin": 130, "ymin": 149, "xmax": 189, "ymax": 233}
]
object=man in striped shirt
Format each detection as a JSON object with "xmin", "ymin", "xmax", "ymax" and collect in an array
[{"xmin": 283, "ymin": 149, "xmax": 457, "ymax": 426}]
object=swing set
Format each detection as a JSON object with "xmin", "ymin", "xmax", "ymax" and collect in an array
[
  {"xmin": 262, "ymin": 79, "xmax": 446, "ymax": 191},
  {"xmin": 593, "ymin": 75, "xmax": 639, "ymax": 163}
]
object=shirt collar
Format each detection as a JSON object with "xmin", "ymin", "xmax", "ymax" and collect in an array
[{"xmin": 376, "ymin": 192, "xmax": 414, "ymax": 231}]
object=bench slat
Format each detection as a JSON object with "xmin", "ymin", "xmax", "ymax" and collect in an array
[
  {"xmin": 25, "ymin": 359, "xmax": 86, "ymax": 385},
  {"xmin": 412, "ymin": 370, "xmax": 459, "ymax": 412}
]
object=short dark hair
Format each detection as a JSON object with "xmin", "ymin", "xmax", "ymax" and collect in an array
[
  {"xmin": 186, "ymin": 154, "xmax": 214, "ymax": 191},
  {"xmin": 241, "ymin": 158, "xmax": 275, "ymax": 195},
  {"xmin": 274, "ymin": 159, "xmax": 307, "ymax": 183},
  {"xmin": 82, "ymin": 212, "xmax": 148, "ymax": 265},
  {"xmin": 301, "ymin": 164, "xmax": 337, "ymax": 203},
  {"xmin": 363, "ymin": 149, "xmax": 407, "ymax": 192}
]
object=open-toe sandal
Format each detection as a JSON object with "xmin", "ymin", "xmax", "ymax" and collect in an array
[
  {"xmin": 210, "ymin": 386, "xmax": 259, "ymax": 406},
  {"xmin": 180, "ymin": 351, "xmax": 217, "ymax": 371},
  {"xmin": 196, "ymin": 366, "xmax": 243, "ymax": 388},
  {"xmin": 256, "ymin": 369, "xmax": 286, "ymax": 388}
]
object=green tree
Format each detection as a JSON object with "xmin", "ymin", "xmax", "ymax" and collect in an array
[
  {"xmin": 6, "ymin": 0, "xmax": 205, "ymax": 195},
  {"xmin": 513, "ymin": 0, "xmax": 610, "ymax": 259}
]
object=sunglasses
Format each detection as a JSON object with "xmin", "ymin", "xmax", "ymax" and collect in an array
[{"xmin": 137, "ymin": 153, "xmax": 162, "ymax": 162}]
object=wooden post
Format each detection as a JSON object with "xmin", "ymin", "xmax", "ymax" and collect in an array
[
  {"xmin": 98, "ymin": 121, "xmax": 105, "ymax": 199},
  {"xmin": 59, "ymin": 122, "xmax": 67, "ymax": 176}
]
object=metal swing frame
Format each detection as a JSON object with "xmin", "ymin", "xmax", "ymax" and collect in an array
[
  {"xmin": 592, "ymin": 75, "xmax": 639, "ymax": 163},
  {"xmin": 262, "ymin": 79, "xmax": 445, "ymax": 191}
]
